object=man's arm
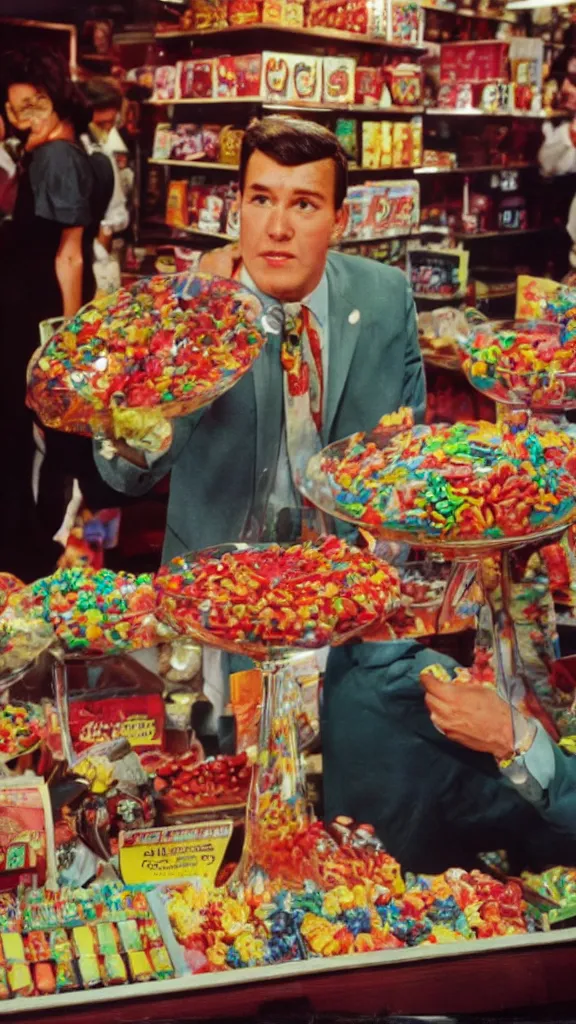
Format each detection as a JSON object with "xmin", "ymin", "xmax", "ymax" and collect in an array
[
  {"xmin": 539, "ymin": 121, "xmax": 576, "ymax": 177},
  {"xmin": 400, "ymin": 280, "xmax": 426, "ymax": 424},
  {"xmin": 94, "ymin": 412, "xmax": 201, "ymax": 497}
]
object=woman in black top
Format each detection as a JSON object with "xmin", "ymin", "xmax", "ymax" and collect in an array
[{"xmin": 0, "ymin": 47, "xmax": 114, "ymax": 580}]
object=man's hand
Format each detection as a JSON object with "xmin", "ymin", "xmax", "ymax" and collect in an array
[
  {"xmin": 421, "ymin": 670, "xmax": 517, "ymax": 761},
  {"xmin": 199, "ymin": 243, "xmax": 242, "ymax": 279},
  {"xmin": 569, "ymin": 117, "xmax": 576, "ymax": 148}
]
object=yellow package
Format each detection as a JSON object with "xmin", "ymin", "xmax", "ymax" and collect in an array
[
  {"xmin": 380, "ymin": 121, "xmax": 392, "ymax": 167},
  {"xmin": 362, "ymin": 122, "xmax": 381, "ymax": 169}
]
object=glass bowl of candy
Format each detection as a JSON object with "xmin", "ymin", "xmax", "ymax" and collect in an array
[
  {"xmin": 27, "ymin": 273, "xmax": 266, "ymax": 441},
  {"xmin": 155, "ymin": 537, "xmax": 401, "ymax": 660},
  {"xmin": 302, "ymin": 420, "xmax": 576, "ymax": 560},
  {"xmin": 11, "ymin": 568, "xmax": 165, "ymax": 658},
  {"xmin": 374, "ymin": 560, "xmax": 480, "ymax": 640},
  {"xmin": 0, "ymin": 701, "xmax": 45, "ymax": 762},
  {"xmin": 458, "ymin": 319, "xmax": 576, "ymax": 410}
]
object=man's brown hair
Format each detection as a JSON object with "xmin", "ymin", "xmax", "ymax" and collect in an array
[{"xmin": 239, "ymin": 116, "xmax": 349, "ymax": 210}]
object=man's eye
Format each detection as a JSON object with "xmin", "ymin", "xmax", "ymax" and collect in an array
[
  {"xmin": 251, "ymin": 195, "xmax": 270, "ymax": 206},
  {"xmin": 296, "ymin": 199, "xmax": 315, "ymax": 211}
]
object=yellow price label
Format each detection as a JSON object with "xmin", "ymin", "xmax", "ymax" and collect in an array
[{"xmin": 119, "ymin": 821, "xmax": 233, "ymax": 886}]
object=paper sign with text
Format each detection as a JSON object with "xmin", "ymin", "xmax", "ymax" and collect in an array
[{"xmin": 119, "ymin": 821, "xmax": 233, "ymax": 885}]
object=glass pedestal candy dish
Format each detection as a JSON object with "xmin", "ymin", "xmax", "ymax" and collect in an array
[
  {"xmin": 155, "ymin": 538, "xmax": 401, "ymax": 888},
  {"xmin": 27, "ymin": 273, "xmax": 267, "ymax": 449},
  {"xmin": 369, "ymin": 559, "xmax": 481, "ymax": 641},
  {"xmin": 301, "ymin": 418, "xmax": 576, "ymax": 757}
]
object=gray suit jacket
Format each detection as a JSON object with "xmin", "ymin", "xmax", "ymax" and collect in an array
[{"xmin": 95, "ymin": 251, "xmax": 425, "ymax": 562}]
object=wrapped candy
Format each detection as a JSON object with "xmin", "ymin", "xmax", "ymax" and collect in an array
[
  {"xmin": 155, "ymin": 537, "xmax": 400, "ymax": 658},
  {"xmin": 27, "ymin": 273, "xmax": 266, "ymax": 447},
  {"xmin": 0, "ymin": 606, "xmax": 54, "ymax": 681}
]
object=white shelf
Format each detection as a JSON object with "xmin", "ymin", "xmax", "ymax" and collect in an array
[
  {"xmin": 426, "ymin": 107, "xmax": 546, "ymax": 118},
  {"xmin": 154, "ymin": 22, "xmax": 426, "ymax": 52},
  {"xmin": 149, "ymin": 159, "xmax": 239, "ymax": 169},
  {"xmin": 146, "ymin": 97, "xmax": 424, "ymax": 114}
]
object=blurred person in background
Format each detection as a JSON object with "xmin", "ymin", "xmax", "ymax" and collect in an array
[
  {"xmin": 0, "ymin": 47, "xmax": 114, "ymax": 580},
  {"xmin": 539, "ymin": 46, "xmax": 576, "ymax": 280}
]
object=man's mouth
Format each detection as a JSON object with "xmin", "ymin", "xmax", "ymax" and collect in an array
[{"xmin": 260, "ymin": 252, "xmax": 295, "ymax": 266}]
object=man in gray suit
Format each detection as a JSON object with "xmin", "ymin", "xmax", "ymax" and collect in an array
[{"xmin": 95, "ymin": 116, "xmax": 425, "ymax": 557}]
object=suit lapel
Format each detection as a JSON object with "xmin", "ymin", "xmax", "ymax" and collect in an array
[{"xmin": 324, "ymin": 254, "xmax": 362, "ymax": 443}]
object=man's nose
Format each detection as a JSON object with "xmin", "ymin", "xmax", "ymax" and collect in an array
[{"xmin": 266, "ymin": 205, "xmax": 293, "ymax": 239}]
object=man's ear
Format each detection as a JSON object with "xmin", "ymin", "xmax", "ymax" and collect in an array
[{"xmin": 331, "ymin": 205, "xmax": 347, "ymax": 244}]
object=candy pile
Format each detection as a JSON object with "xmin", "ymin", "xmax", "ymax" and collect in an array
[
  {"xmin": 0, "ymin": 884, "xmax": 174, "ymax": 998},
  {"xmin": 155, "ymin": 537, "xmax": 400, "ymax": 656},
  {"xmin": 27, "ymin": 273, "xmax": 265, "ymax": 438},
  {"xmin": 144, "ymin": 751, "xmax": 252, "ymax": 812},
  {"xmin": 156, "ymin": 824, "xmax": 530, "ymax": 974},
  {"xmin": 317, "ymin": 420, "xmax": 576, "ymax": 545},
  {"xmin": 11, "ymin": 568, "xmax": 162, "ymax": 656},
  {"xmin": 522, "ymin": 866, "xmax": 576, "ymax": 927},
  {"xmin": 459, "ymin": 320, "xmax": 576, "ymax": 409},
  {"xmin": 0, "ymin": 703, "xmax": 44, "ymax": 762}
]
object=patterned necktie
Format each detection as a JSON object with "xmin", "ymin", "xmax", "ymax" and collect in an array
[{"xmin": 280, "ymin": 303, "xmax": 324, "ymax": 490}]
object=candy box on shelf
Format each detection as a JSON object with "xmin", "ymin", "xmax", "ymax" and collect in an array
[
  {"xmin": 189, "ymin": 0, "xmax": 229, "ymax": 28},
  {"xmin": 261, "ymin": 51, "xmax": 291, "ymax": 101},
  {"xmin": 392, "ymin": 117, "xmax": 422, "ymax": 167},
  {"xmin": 389, "ymin": 0, "xmax": 423, "ymax": 45},
  {"xmin": 219, "ymin": 124, "xmax": 244, "ymax": 164},
  {"xmin": 153, "ymin": 66, "xmax": 178, "ymax": 102},
  {"xmin": 229, "ymin": 0, "xmax": 261, "ymax": 23},
  {"xmin": 386, "ymin": 62, "xmax": 422, "ymax": 106},
  {"xmin": 68, "ymin": 694, "xmax": 165, "ymax": 754},
  {"xmin": 235, "ymin": 53, "xmax": 263, "ymax": 95},
  {"xmin": 152, "ymin": 123, "xmax": 172, "ymax": 160},
  {"xmin": 355, "ymin": 66, "xmax": 384, "ymax": 106},
  {"xmin": 166, "ymin": 180, "xmax": 189, "ymax": 228},
  {"xmin": 335, "ymin": 118, "xmax": 358, "ymax": 160},
  {"xmin": 362, "ymin": 122, "xmax": 383, "ymax": 168},
  {"xmin": 178, "ymin": 58, "xmax": 217, "ymax": 99},
  {"xmin": 307, "ymin": 0, "xmax": 371, "ymax": 34},
  {"xmin": 440, "ymin": 41, "xmax": 509, "ymax": 83},
  {"xmin": 170, "ymin": 124, "xmax": 205, "ymax": 162},
  {"xmin": 323, "ymin": 56, "xmax": 356, "ymax": 104},
  {"xmin": 407, "ymin": 244, "xmax": 469, "ymax": 299},
  {"xmin": 217, "ymin": 55, "xmax": 236, "ymax": 97},
  {"xmin": 290, "ymin": 54, "xmax": 323, "ymax": 104},
  {"xmin": 279, "ymin": 0, "xmax": 305, "ymax": 24}
]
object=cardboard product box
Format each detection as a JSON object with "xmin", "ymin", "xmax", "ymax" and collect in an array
[
  {"xmin": 323, "ymin": 56, "xmax": 356, "ymax": 104},
  {"xmin": 440, "ymin": 41, "xmax": 509, "ymax": 83},
  {"xmin": 179, "ymin": 58, "xmax": 217, "ymax": 99},
  {"xmin": 152, "ymin": 123, "xmax": 173, "ymax": 160},
  {"xmin": 153, "ymin": 66, "xmax": 178, "ymax": 102},
  {"xmin": 389, "ymin": 0, "xmax": 423, "ymax": 45},
  {"xmin": 362, "ymin": 122, "xmax": 382, "ymax": 168},
  {"xmin": 342, "ymin": 187, "xmax": 372, "ymax": 239},
  {"xmin": 289, "ymin": 54, "xmax": 323, "ymax": 104},
  {"xmin": 355, "ymin": 66, "xmax": 384, "ymax": 105},
  {"xmin": 260, "ymin": 51, "xmax": 292, "ymax": 102},
  {"xmin": 235, "ymin": 53, "xmax": 263, "ymax": 96},
  {"xmin": 217, "ymin": 56, "xmax": 237, "ymax": 97},
  {"xmin": 170, "ymin": 124, "xmax": 205, "ymax": 161},
  {"xmin": 229, "ymin": 0, "xmax": 261, "ymax": 23},
  {"xmin": 367, "ymin": 179, "xmax": 420, "ymax": 236}
]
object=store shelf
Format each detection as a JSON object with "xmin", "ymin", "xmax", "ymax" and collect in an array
[
  {"xmin": 414, "ymin": 290, "xmax": 466, "ymax": 300},
  {"xmin": 426, "ymin": 107, "xmax": 546, "ymax": 118},
  {"xmin": 338, "ymin": 230, "xmax": 420, "ymax": 243},
  {"xmin": 162, "ymin": 224, "xmax": 232, "ymax": 240},
  {"xmin": 146, "ymin": 97, "xmax": 424, "ymax": 114},
  {"xmin": 415, "ymin": 162, "xmax": 534, "ymax": 174},
  {"xmin": 419, "ymin": 0, "xmax": 517, "ymax": 19},
  {"xmin": 154, "ymin": 22, "xmax": 427, "ymax": 52},
  {"xmin": 454, "ymin": 226, "xmax": 555, "ymax": 240},
  {"xmin": 149, "ymin": 159, "xmax": 239, "ymax": 170}
]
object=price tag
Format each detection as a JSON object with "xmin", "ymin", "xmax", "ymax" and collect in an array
[{"xmin": 119, "ymin": 821, "xmax": 233, "ymax": 886}]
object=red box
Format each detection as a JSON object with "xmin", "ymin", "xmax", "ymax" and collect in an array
[
  {"xmin": 440, "ymin": 41, "xmax": 509, "ymax": 84},
  {"xmin": 355, "ymin": 66, "xmax": 383, "ymax": 105},
  {"xmin": 69, "ymin": 694, "xmax": 165, "ymax": 753},
  {"xmin": 179, "ymin": 58, "xmax": 217, "ymax": 99},
  {"xmin": 235, "ymin": 53, "xmax": 262, "ymax": 96}
]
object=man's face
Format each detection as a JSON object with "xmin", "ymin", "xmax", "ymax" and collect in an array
[
  {"xmin": 561, "ymin": 58, "xmax": 576, "ymax": 113},
  {"xmin": 240, "ymin": 150, "xmax": 345, "ymax": 302},
  {"xmin": 92, "ymin": 106, "xmax": 119, "ymax": 139}
]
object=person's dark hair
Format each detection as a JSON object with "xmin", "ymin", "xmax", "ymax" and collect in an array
[
  {"xmin": 239, "ymin": 116, "xmax": 349, "ymax": 210},
  {"xmin": 0, "ymin": 45, "xmax": 90, "ymax": 134},
  {"xmin": 550, "ymin": 45, "xmax": 576, "ymax": 81},
  {"xmin": 80, "ymin": 77, "xmax": 123, "ymax": 113}
]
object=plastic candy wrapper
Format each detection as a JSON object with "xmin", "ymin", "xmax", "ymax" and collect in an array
[
  {"xmin": 27, "ymin": 273, "xmax": 266, "ymax": 446},
  {"xmin": 11, "ymin": 567, "xmax": 165, "ymax": 657},
  {"xmin": 418, "ymin": 307, "xmax": 483, "ymax": 371},
  {"xmin": 304, "ymin": 419, "xmax": 576, "ymax": 555},
  {"xmin": 0, "ymin": 606, "xmax": 54, "ymax": 682},
  {"xmin": 458, "ymin": 319, "xmax": 576, "ymax": 411},
  {"xmin": 0, "ymin": 883, "xmax": 174, "ymax": 997},
  {"xmin": 155, "ymin": 537, "xmax": 401, "ymax": 659}
]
